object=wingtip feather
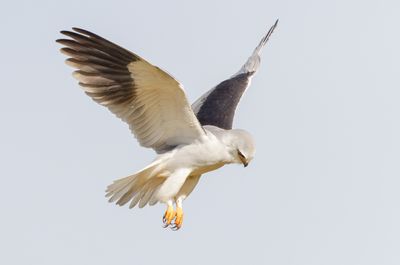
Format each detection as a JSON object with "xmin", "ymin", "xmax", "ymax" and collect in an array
[{"xmin": 235, "ymin": 20, "xmax": 278, "ymax": 75}]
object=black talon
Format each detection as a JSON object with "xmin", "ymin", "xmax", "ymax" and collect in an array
[
  {"xmin": 171, "ymin": 226, "xmax": 180, "ymax": 231},
  {"xmin": 170, "ymin": 224, "xmax": 181, "ymax": 231},
  {"xmin": 162, "ymin": 216, "xmax": 170, "ymax": 228}
]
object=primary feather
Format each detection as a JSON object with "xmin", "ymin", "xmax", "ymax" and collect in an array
[
  {"xmin": 57, "ymin": 28, "xmax": 205, "ymax": 153},
  {"xmin": 192, "ymin": 19, "xmax": 278, "ymax": 129}
]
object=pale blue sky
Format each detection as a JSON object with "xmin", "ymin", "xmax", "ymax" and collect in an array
[{"xmin": 1, "ymin": 0, "xmax": 399, "ymax": 264}]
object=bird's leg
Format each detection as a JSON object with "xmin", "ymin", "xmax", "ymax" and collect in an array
[
  {"xmin": 162, "ymin": 200, "xmax": 175, "ymax": 227},
  {"xmin": 171, "ymin": 197, "xmax": 184, "ymax": 230}
]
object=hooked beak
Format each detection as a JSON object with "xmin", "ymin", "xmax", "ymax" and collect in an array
[{"xmin": 240, "ymin": 157, "xmax": 249, "ymax": 167}]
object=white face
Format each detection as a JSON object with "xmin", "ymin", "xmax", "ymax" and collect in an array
[{"xmin": 231, "ymin": 129, "xmax": 255, "ymax": 167}]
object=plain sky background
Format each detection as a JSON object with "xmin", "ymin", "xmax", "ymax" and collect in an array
[{"xmin": 1, "ymin": 0, "xmax": 399, "ymax": 264}]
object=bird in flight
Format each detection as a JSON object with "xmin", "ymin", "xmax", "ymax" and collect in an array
[{"xmin": 57, "ymin": 20, "xmax": 278, "ymax": 230}]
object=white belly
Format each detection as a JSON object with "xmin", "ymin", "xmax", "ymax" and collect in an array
[
  {"xmin": 161, "ymin": 130, "xmax": 232, "ymax": 176},
  {"xmin": 191, "ymin": 162, "xmax": 225, "ymax": 176},
  {"xmin": 153, "ymin": 128, "xmax": 233, "ymax": 202}
]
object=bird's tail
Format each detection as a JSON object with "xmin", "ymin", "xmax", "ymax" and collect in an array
[{"xmin": 105, "ymin": 160, "xmax": 165, "ymax": 208}]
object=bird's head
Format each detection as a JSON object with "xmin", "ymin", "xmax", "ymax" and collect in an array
[{"xmin": 228, "ymin": 129, "xmax": 255, "ymax": 167}]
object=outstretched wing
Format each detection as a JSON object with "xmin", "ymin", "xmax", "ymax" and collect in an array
[
  {"xmin": 192, "ymin": 20, "xmax": 278, "ymax": 129},
  {"xmin": 57, "ymin": 28, "xmax": 205, "ymax": 153}
]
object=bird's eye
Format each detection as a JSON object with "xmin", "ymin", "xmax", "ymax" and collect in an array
[{"xmin": 237, "ymin": 150, "xmax": 245, "ymax": 159}]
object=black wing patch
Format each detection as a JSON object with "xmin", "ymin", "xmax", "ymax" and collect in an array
[
  {"xmin": 194, "ymin": 72, "xmax": 253, "ymax": 130},
  {"xmin": 192, "ymin": 20, "xmax": 278, "ymax": 130}
]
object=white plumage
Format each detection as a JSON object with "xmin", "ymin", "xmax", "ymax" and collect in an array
[{"xmin": 57, "ymin": 20, "xmax": 277, "ymax": 230}]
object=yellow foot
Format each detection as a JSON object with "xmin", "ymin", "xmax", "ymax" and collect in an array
[
  {"xmin": 162, "ymin": 205, "xmax": 175, "ymax": 227},
  {"xmin": 171, "ymin": 207, "xmax": 183, "ymax": 231}
]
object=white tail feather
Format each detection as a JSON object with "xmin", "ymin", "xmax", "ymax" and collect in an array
[
  {"xmin": 105, "ymin": 159, "xmax": 165, "ymax": 208},
  {"xmin": 139, "ymin": 177, "xmax": 164, "ymax": 208}
]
